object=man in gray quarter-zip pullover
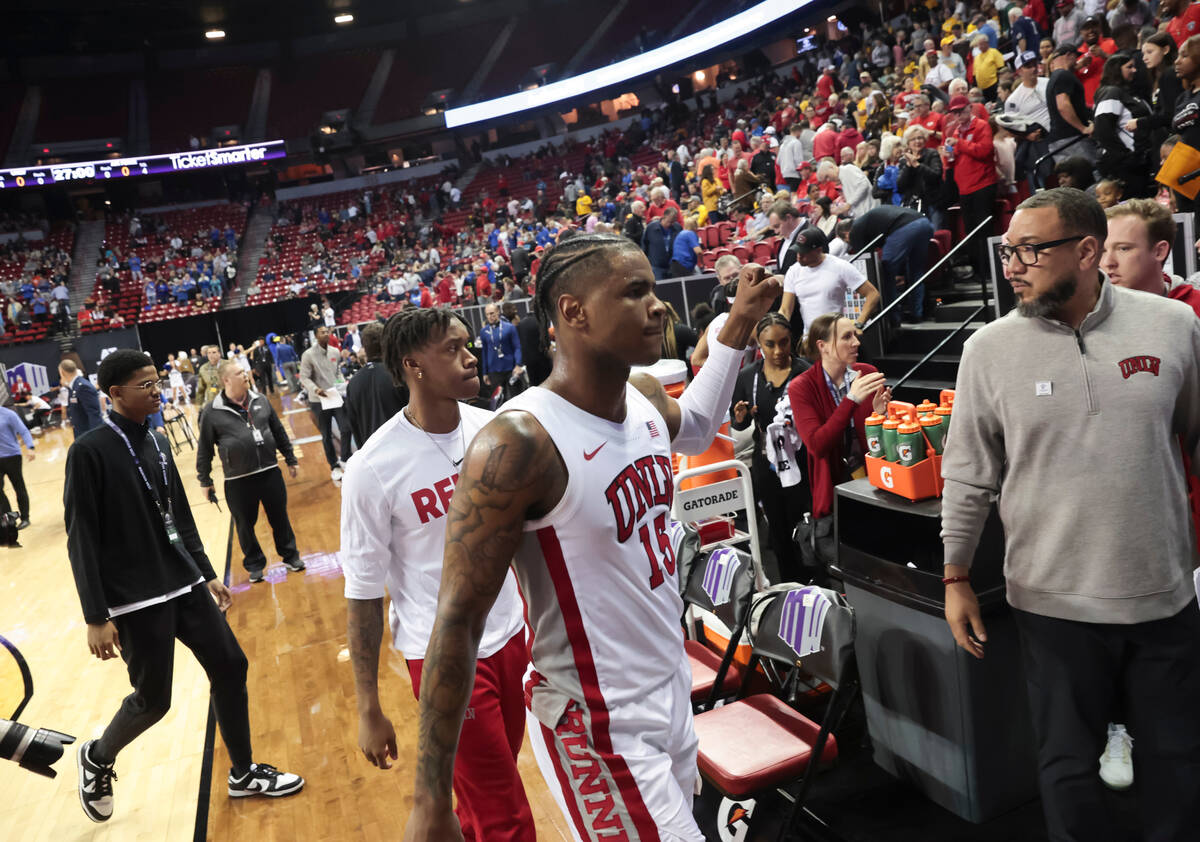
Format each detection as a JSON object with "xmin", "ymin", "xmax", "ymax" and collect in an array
[{"xmin": 940, "ymin": 188, "xmax": 1200, "ymax": 842}]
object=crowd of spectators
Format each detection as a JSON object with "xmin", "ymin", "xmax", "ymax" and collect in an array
[
  {"xmin": 82, "ymin": 204, "xmax": 246, "ymax": 330},
  {"xmin": 0, "ymin": 229, "xmax": 75, "ymax": 341}
]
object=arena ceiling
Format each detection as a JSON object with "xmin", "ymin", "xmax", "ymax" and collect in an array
[{"xmin": 6, "ymin": 0, "xmax": 507, "ymax": 56}]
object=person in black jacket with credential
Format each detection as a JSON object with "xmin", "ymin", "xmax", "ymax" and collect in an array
[
  {"xmin": 66, "ymin": 350, "xmax": 303, "ymax": 825},
  {"xmin": 197, "ymin": 360, "xmax": 302, "ymax": 583},
  {"xmin": 730, "ymin": 313, "xmax": 812, "ymax": 583}
]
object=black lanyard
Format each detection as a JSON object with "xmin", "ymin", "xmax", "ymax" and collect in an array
[{"xmin": 103, "ymin": 416, "xmax": 171, "ymax": 518}]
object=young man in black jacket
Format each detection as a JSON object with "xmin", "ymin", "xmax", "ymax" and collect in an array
[
  {"xmin": 65, "ymin": 350, "xmax": 303, "ymax": 824},
  {"xmin": 197, "ymin": 360, "xmax": 303, "ymax": 584},
  {"xmin": 344, "ymin": 322, "xmax": 406, "ymax": 448}
]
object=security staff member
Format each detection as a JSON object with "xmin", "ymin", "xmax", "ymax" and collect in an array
[
  {"xmin": 197, "ymin": 361, "xmax": 302, "ymax": 584},
  {"xmin": 59, "ymin": 359, "xmax": 102, "ymax": 438},
  {"xmin": 194, "ymin": 345, "xmax": 223, "ymax": 407},
  {"xmin": 478, "ymin": 302, "xmax": 522, "ymax": 402}
]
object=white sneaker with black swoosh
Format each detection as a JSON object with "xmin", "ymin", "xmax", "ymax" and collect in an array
[{"xmin": 227, "ymin": 762, "xmax": 305, "ymax": 798}]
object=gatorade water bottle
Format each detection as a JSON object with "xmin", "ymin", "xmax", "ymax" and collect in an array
[
  {"xmin": 916, "ymin": 399, "xmax": 937, "ymax": 415},
  {"xmin": 920, "ymin": 413, "xmax": 945, "ymax": 454},
  {"xmin": 935, "ymin": 399, "xmax": 953, "ymax": 438},
  {"xmin": 882, "ymin": 416, "xmax": 902, "ymax": 462},
  {"xmin": 865, "ymin": 413, "xmax": 885, "ymax": 459},
  {"xmin": 897, "ymin": 417, "xmax": 925, "ymax": 467}
]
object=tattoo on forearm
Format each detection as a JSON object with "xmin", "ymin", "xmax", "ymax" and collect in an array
[
  {"xmin": 347, "ymin": 598, "xmax": 384, "ymax": 702},
  {"xmin": 412, "ymin": 416, "xmax": 560, "ymax": 802}
]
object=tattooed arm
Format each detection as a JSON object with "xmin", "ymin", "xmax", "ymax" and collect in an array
[
  {"xmin": 347, "ymin": 597, "xmax": 397, "ymax": 768},
  {"xmin": 403, "ymin": 411, "xmax": 565, "ymax": 842}
]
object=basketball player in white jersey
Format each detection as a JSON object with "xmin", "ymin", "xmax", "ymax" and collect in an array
[
  {"xmin": 404, "ymin": 234, "xmax": 780, "ymax": 841},
  {"xmin": 341, "ymin": 308, "xmax": 534, "ymax": 841}
]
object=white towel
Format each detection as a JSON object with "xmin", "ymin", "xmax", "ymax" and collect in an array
[{"xmin": 765, "ymin": 392, "xmax": 803, "ymax": 488}]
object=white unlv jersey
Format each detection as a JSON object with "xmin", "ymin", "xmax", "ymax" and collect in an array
[{"xmin": 501, "ymin": 384, "xmax": 686, "ymax": 727}]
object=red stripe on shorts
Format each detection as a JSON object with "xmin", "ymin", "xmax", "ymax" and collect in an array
[{"xmin": 537, "ymin": 526, "xmax": 660, "ymax": 842}]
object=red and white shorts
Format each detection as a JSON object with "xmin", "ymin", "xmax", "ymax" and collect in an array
[{"xmin": 527, "ymin": 662, "xmax": 703, "ymax": 842}]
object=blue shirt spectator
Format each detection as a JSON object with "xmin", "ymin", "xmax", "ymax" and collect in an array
[
  {"xmin": 19, "ymin": 282, "xmax": 33, "ymax": 301},
  {"xmin": 129, "ymin": 255, "xmax": 142, "ymax": 274},
  {"xmin": 0, "ymin": 405, "xmax": 34, "ymax": 459},
  {"xmin": 671, "ymin": 228, "xmax": 701, "ymax": 272}
]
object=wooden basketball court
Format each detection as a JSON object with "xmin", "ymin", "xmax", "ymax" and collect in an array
[{"xmin": 0, "ymin": 393, "xmax": 571, "ymax": 841}]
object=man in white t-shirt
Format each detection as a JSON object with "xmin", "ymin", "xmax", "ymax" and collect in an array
[
  {"xmin": 1005, "ymin": 51, "xmax": 1050, "ymax": 129},
  {"xmin": 341, "ymin": 307, "xmax": 533, "ymax": 841},
  {"xmin": 779, "ymin": 227, "xmax": 880, "ymax": 335}
]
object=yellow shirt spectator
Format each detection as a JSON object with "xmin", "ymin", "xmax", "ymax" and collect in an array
[
  {"xmin": 973, "ymin": 45, "xmax": 1005, "ymax": 90},
  {"xmin": 700, "ymin": 177, "xmax": 724, "ymax": 212},
  {"xmin": 575, "ymin": 194, "xmax": 593, "ymax": 218}
]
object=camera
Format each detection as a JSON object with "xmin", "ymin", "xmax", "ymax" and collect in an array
[{"xmin": 0, "ymin": 718, "xmax": 75, "ymax": 778}]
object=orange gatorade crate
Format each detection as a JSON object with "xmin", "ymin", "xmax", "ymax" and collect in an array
[
  {"xmin": 866, "ymin": 452, "xmax": 944, "ymax": 502},
  {"xmin": 866, "ymin": 399, "xmax": 945, "ymax": 502}
]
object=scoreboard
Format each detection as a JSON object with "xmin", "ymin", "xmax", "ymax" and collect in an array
[{"xmin": 0, "ymin": 140, "xmax": 287, "ymax": 190}]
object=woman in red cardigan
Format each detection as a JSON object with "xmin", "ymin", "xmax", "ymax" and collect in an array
[{"xmin": 788, "ymin": 313, "xmax": 890, "ymax": 521}]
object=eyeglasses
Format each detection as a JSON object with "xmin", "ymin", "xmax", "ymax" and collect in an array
[
  {"xmin": 997, "ymin": 235, "xmax": 1085, "ymax": 267},
  {"xmin": 123, "ymin": 379, "xmax": 168, "ymax": 393}
]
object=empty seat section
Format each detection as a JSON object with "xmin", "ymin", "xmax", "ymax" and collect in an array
[
  {"xmin": 147, "ymin": 66, "xmax": 257, "ymax": 151},
  {"xmin": 266, "ymin": 50, "xmax": 379, "ymax": 140},
  {"xmin": 373, "ymin": 21, "xmax": 498, "ymax": 124},
  {"xmin": 36, "ymin": 76, "xmax": 129, "ymax": 142}
]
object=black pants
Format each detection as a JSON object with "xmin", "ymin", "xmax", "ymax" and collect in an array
[
  {"xmin": 252, "ymin": 366, "xmax": 274, "ymax": 394},
  {"xmin": 96, "ymin": 585, "xmax": 253, "ymax": 774},
  {"xmin": 958, "ymin": 183, "xmax": 997, "ymax": 277},
  {"xmin": 225, "ymin": 467, "xmax": 298, "ymax": 573},
  {"xmin": 0, "ymin": 454, "xmax": 28, "ymax": 519},
  {"xmin": 751, "ymin": 459, "xmax": 811, "ymax": 584},
  {"xmin": 1012, "ymin": 602, "xmax": 1200, "ymax": 842},
  {"xmin": 668, "ymin": 260, "xmax": 697, "ymax": 278},
  {"xmin": 309, "ymin": 405, "xmax": 350, "ymax": 468},
  {"xmin": 784, "ymin": 177, "xmax": 801, "ymax": 192}
]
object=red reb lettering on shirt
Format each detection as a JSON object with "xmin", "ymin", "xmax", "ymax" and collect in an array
[{"xmin": 411, "ymin": 473, "xmax": 459, "ymax": 523}]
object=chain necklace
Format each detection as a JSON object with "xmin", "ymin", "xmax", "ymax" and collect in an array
[{"xmin": 404, "ymin": 406, "xmax": 465, "ymax": 469}]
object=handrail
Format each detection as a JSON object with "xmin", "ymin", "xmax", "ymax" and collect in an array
[
  {"xmin": 890, "ymin": 304, "xmax": 985, "ymax": 390},
  {"xmin": 861, "ymin": 215, "xmax": 993, "ymax": 333},
  {"xmin": 846, "ymin": 232, "xmax": 885, "ymax": 266}
]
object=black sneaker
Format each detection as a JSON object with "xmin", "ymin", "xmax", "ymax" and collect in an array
[
  {"xmin": 17, "ymin": 518, "xmax": 29, "ymax": 530},
  {"xmin": 227, "ymin": 762, "xmax": 304, "ymax": 798},
  {"xmin": 282, "ymin": 557, "xmax": 306, "ymax": 572},
  {"xmin": 248, "ymin": 569, "xmax": 265, "ymax": 583},
  {"xmin": 77, "ymin": 740, "xmax": 116, "ymax": 822}
]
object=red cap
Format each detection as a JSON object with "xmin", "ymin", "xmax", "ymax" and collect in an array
[{"xmin": 948, "ymin": 95, "xmax": 970, "ymax": 112}]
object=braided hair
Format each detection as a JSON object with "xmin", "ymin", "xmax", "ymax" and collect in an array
[
  {"xmin": 381, "ymin": 306, "xmax": 471, "ymax": 387},
  {"xmin": 533, "ymin": 232, "xmax": 642, "ymax": 351}
]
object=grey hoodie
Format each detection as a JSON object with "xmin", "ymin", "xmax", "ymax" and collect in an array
[{"xmin": 941, "ymin": 279, "xmax": 1200, "ymax": 624}]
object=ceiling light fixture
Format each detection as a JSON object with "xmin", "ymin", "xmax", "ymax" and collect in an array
[
  {"xmin": 205, "ymin": 29, "xmax": 225, "ymax": 40},
  {"xmin": 334, "ymin": 13, "xmax": 354, "ymax": 24}
]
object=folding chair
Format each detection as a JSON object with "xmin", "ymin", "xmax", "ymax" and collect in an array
[
  {"xmin": 680, "ymin": 546, "xmax": 757, "ymax": 712},
  {"xmin": 694, "ymin": 584, "xmax": 859, "ymax": 841},
  {"xmin": 163, "ymin": 407, "xmax": 196, "ymax": 454}
]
